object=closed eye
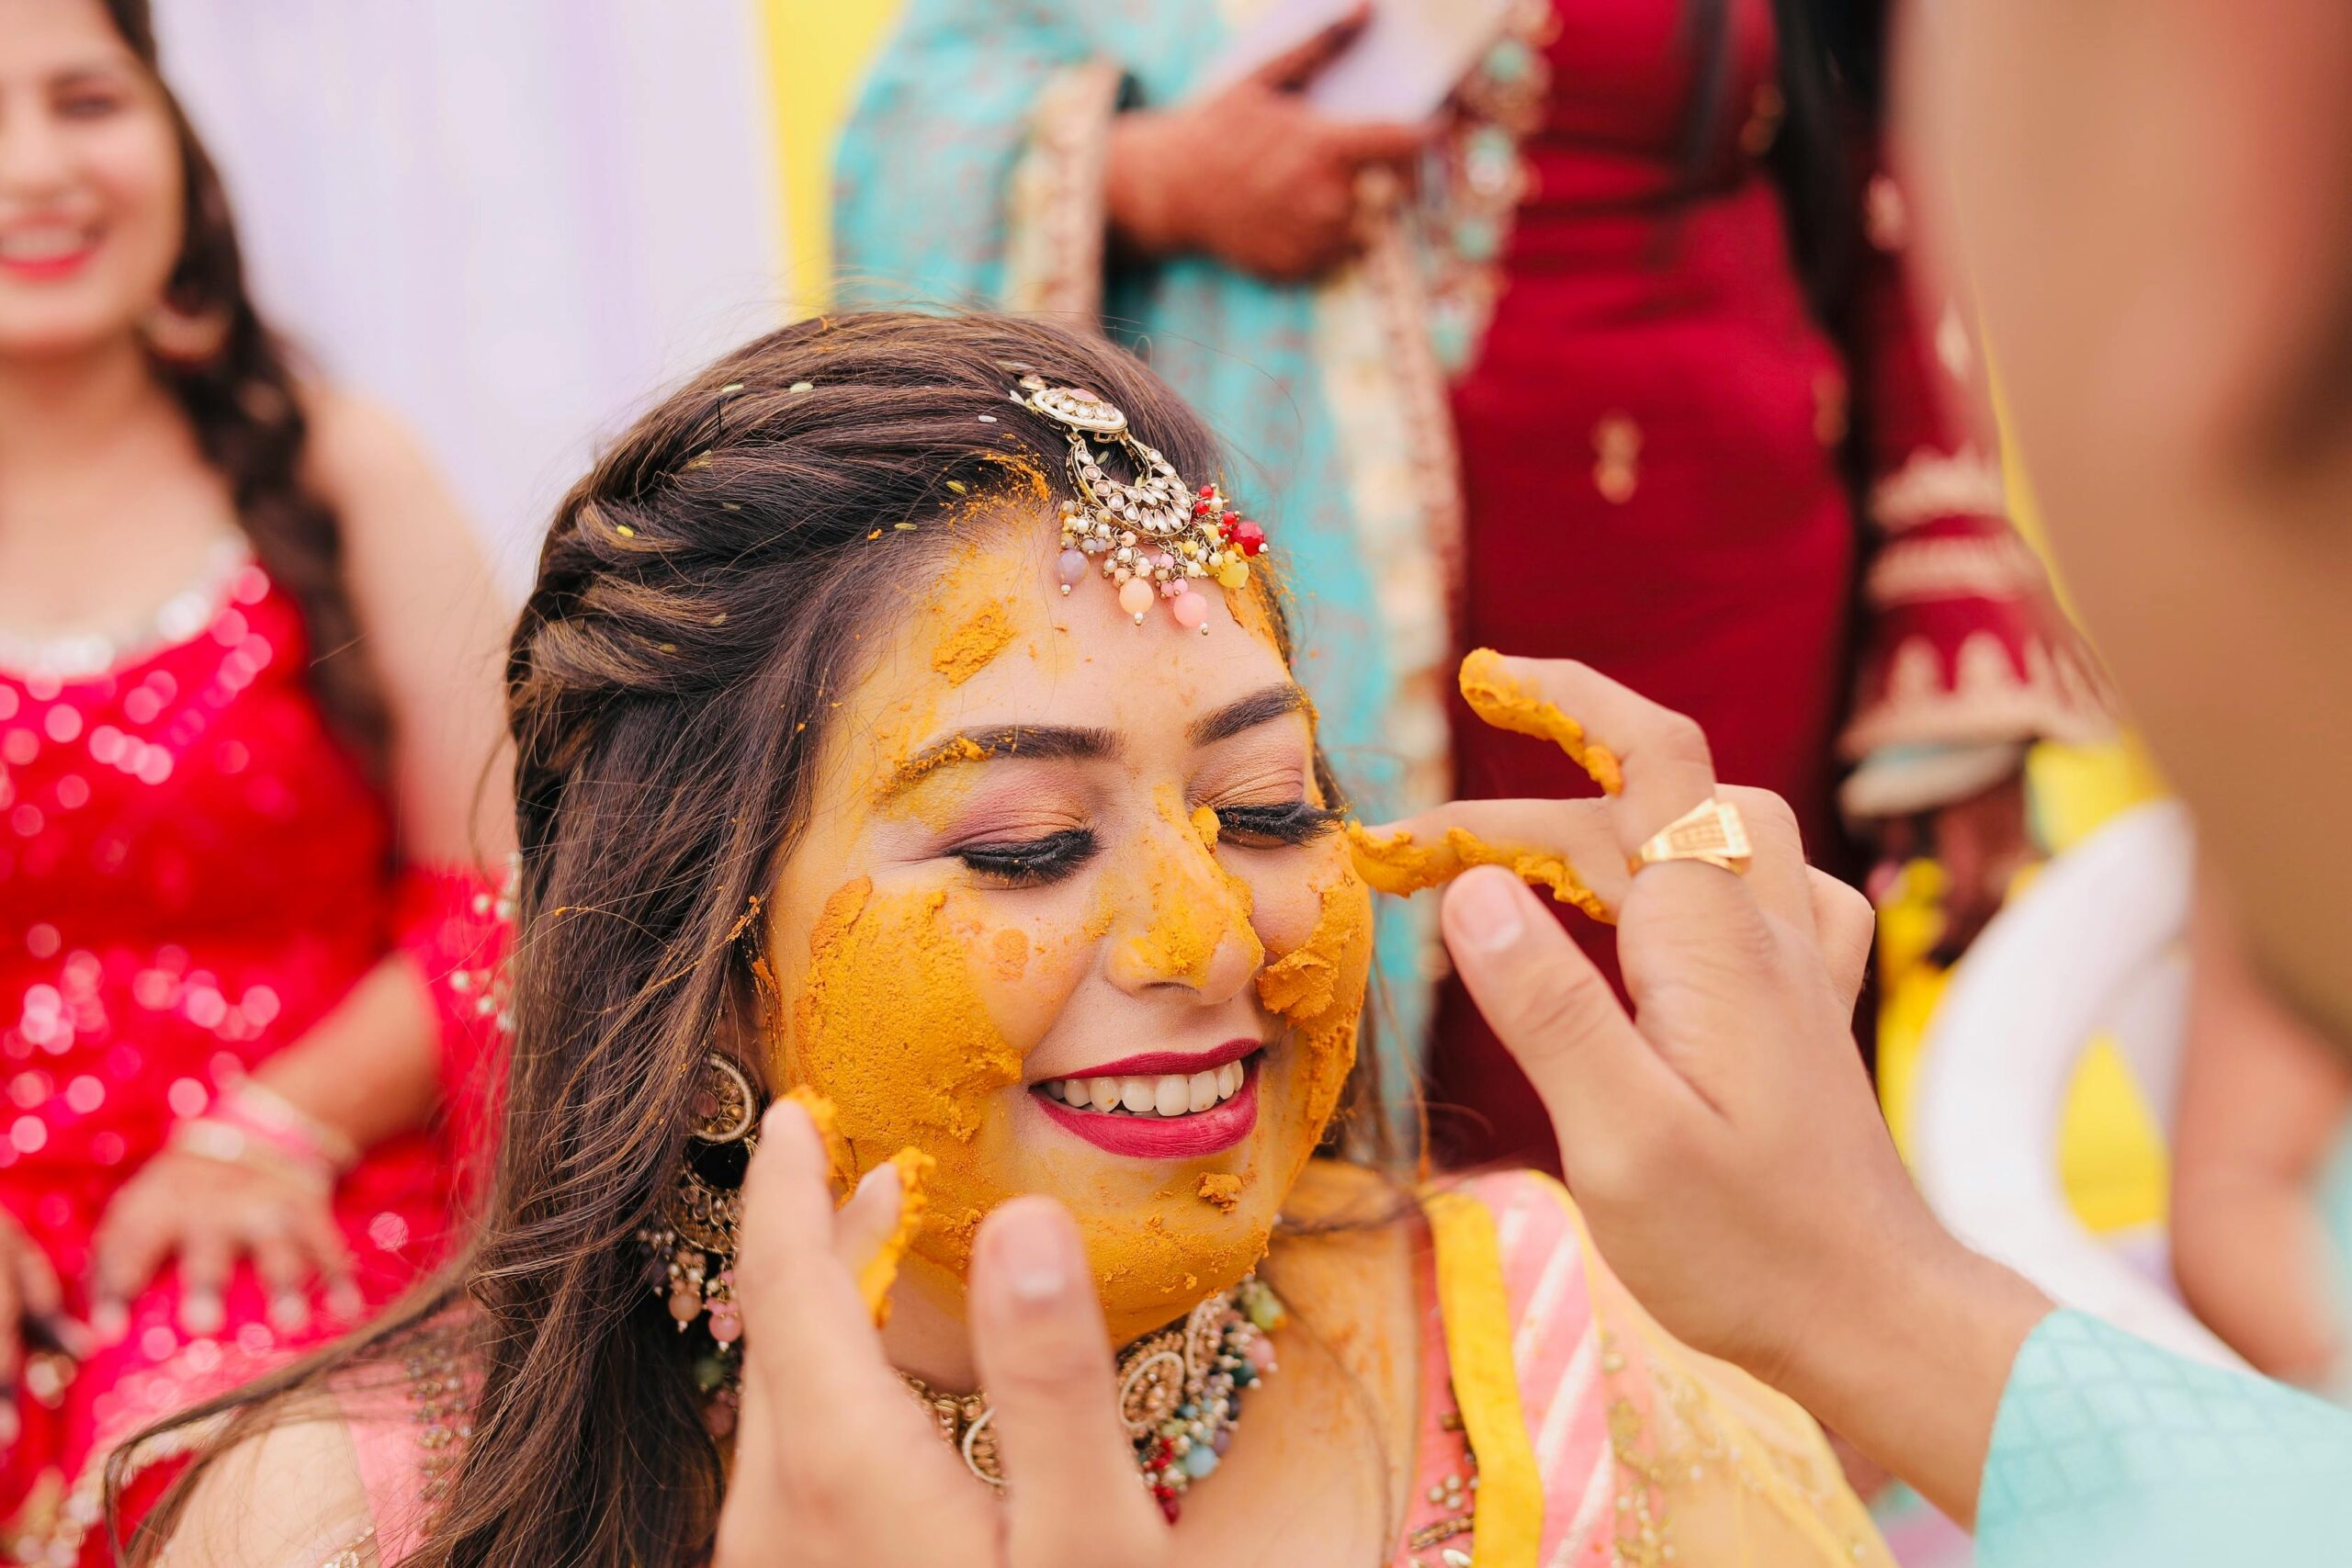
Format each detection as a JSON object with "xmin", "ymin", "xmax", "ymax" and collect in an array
[
  {"xmin": 954, "ymin": 828, "xmax": 1099, "ymax": 887},
  {"xmin": 1214, "ymin": 801, "xmax": 1342, "ymax": 850}
]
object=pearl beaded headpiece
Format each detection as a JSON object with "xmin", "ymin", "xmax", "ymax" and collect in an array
[{"xmin": 1013, "ymin": 375, "xmax": 1269, "ymax": 633}]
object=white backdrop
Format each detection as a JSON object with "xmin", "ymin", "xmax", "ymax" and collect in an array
[{"xmin": 155, "ymin": 0, "xmax": 787, "ymax": 586}]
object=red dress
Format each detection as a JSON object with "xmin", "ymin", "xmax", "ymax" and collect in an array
[
  {"xmin": 1429, "ymin": 0, "xmax": 2105, "ymax": 1167},
  {"xmin": 0, "ymin": 551, "xmax": 499, "ymax": 1562}
]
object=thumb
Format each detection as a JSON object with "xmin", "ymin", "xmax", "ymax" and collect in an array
[
  {"xmin": 969, "ymin": 1199, "xmax": 1165, "ymax": 1562},
  {"xmin": 1247, "ymin": 4, "xmax": 1371, "ymax": 91},
  {"xmin": 1441, "ymin": 867, "xmax": 1686, "ymax": 1150}
]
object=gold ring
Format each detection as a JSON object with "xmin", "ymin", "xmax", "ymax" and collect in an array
[{"xmin": 1629, "ymin": 797, "xmax": 1752, "ymax": 877}]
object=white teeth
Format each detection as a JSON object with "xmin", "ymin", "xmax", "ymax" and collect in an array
[
  {"xmin": 0, "ymin": 228, "xmax": 88, "ymax": 261},
  {"xmin": 1042, "ymin": 1058, "xmax": 1253, "ymax": 1117}
]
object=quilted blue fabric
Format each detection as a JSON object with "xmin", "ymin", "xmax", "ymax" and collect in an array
[{"xmin": 1978, "ymin": 1309, "xmax": 2352, "ymax": 1565}]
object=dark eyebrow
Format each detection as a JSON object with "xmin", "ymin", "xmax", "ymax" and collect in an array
[
  {"xmin": 879, "ymin": 723, "xmax": 1119, "ymax": 800},
  {"xmin": 1187, "ymin": 682, "xmax": 1310, "ymax": 748}
]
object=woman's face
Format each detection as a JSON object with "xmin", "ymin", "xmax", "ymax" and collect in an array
[
  {"xmin": 767, "ymin": 509, "xmax": 1373, "ymax": 1345},
  {"xmin": 0, "ymin": 0, "xmax": 183, "ymax": 360}
]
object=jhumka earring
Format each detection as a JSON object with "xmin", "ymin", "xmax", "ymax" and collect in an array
[
  {"xmin": 1012, "ymin": 375, "xmax": 1271, "ymax": 633},
  {"xmin": 638, "ymin": 1053, "xmax": 760, "ymax": 1433}
]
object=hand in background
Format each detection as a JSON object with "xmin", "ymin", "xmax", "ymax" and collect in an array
[
  {"xmin": 0, "ymin": 1210, "xmax": 69, "ymax": 1445},
  {"xmin": 1105, "ymin": 7, "xmax": 1433, "ymax": 283},
  {"xmin": 86, "ymin": 1147, "xmax": 358, "ymax": 1343}
]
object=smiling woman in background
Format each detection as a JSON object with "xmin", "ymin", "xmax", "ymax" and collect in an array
[{"xmin": 0, "ymin": 2, "xmax": 508, "ymax": 1557}]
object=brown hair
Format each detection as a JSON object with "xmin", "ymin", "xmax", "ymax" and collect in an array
[
  {"xmin": 100, "ymin": 0, "xmax": 391, "ymax": 778},
  {"xmin": 116, "ymin": 311, "xmax": 1396, "ymax": 1566}
]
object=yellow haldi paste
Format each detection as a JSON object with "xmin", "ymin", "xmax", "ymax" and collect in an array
[
  {"xmin": 929, "ymin": 600, "xmax": 1015, "ymax": 687},
  {"xmin": 1346, "ymin": 822, "xmax": 1610, "ymax": 922},
  {"xmin": 1195, "ymin": 1172, "xmax": 1244, "ymax": 1213},
  {"xmin": 1459, "ymin": 647, "xmax": 1624, "ymax": 795}
]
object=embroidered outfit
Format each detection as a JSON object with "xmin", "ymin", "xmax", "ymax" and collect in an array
[
  {"xmin": 131, "ymin": 1171, "xmax": 1888, "ymax": 1567},
  {"xmin": 0, "ymin": 550, "xmax": 501, "ymax": 1566},
  {"xmin": 1430, "ymin": 0, "xmax": 2108, "ymax": 1165}
]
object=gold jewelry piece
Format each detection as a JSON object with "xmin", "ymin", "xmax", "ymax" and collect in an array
[
  {"xmin": 638, "ymin": 1053, "xmax": 761, "ymax": 1432},
  {"xmin": 1016, "ymin": 375, "xmax": 1269, "ymax": 633},
  {"xmin": 1629, "ymin": 797, "xmax": 1753, "ymax": 877},
  {"xmin": 899, "ymin": 1275, "xmax": 1286, "ymax": 1523}
]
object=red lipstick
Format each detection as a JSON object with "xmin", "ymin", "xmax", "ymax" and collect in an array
[
  {"xmin": 0, "ymin": 240, "xmax": 97, "ymax": 283},
  {"xmin": 1055, "ymin": 1036, "xmax": 1259, "ymax": 1081},
  {"xmin": 1035, "ymin": 1062, "xmax": 1260, "ymax": 1159}
]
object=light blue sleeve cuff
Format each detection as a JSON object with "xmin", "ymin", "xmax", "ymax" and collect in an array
[{"xmin": 1977, "ymin": 1308, "xmax": 2352, "ymax": 1567}]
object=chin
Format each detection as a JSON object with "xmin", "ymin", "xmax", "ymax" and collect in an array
[{"xmin": 0, "ymin": 305, "xmax": 139, "ymax": 362}]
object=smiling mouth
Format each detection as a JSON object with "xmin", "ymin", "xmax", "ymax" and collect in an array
[
  {"xmin": 0, "ymin": 225, "xmax": 100, "ymax": 276},
  {"xmin": 1036, "ymin": 1055, "xmax": 1251, "ymax": 1118},
  {"xmin": 1031, "ymin": 1045, "xmax": 1264, "ymax": 1159}
]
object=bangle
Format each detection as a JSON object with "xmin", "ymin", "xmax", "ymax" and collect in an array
[
  {"xmin": 218, "ymin": 1081, "xmax": 360, "ymax": 1173},
  {"xmin": 165, "ymin": 1118, "xmax": 334, "ymax": 1192}
]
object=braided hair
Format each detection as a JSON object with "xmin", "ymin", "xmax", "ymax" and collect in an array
[
  {"xmin": 100, "ymin": 0, "xmax": 390, "ymax": 778},
  {"xmin": 119, "ymin": 312, "xmax": 1390, "ymax": 1568}
]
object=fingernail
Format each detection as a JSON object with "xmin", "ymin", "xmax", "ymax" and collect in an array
[
  {"xmin": 89, "ymin": 1300, "xmax": 127, "ymax": 1345},
  {"xmin": 327, "ymin": 1281, "xmax": 366, "ymax": 1321},
  {"xmin": 1449, "ymin": 867, "xmax": 1526, "ymax": 953},
  {"xmin": 990, "ymin": 1203, "xmax": 1073, "ymax": 1305},
  {"xmin": 179, "ymin": 1291, "xmax": 223, "ymax": 1337},
  {"xmin": 268, "ymin": 1291, "xmax": 311, "ymax": 1332}
]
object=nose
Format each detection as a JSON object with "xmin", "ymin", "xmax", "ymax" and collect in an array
[
  {"xmin": 1100, "ymin": 795, "xmax": 1264, "ymax": 1004},
  {"xmin": 0, "ymin": 99, "xmax": 76, "ymax": 200}
]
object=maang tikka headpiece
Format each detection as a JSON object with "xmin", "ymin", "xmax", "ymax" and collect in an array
[{"xmin": 1014, "ymin": 375, "xmax": 1270, "ymax": 633}]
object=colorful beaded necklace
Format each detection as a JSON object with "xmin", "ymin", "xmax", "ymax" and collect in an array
[{"xmin": 899, "ymin": 1275, "xmax": 1286, "ymax": 1522}]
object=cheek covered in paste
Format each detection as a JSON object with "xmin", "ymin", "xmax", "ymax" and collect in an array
[
  {"xmin": 1253, "ymin": 861, "xmax": 1374, "ymax": 1175},
  {"xmin": 784, "ymin": 876, "xmax": 1027, "ymax": 1276}
]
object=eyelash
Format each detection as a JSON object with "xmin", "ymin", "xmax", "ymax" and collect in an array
[
  {"xmin": 1215, "ymin": 801, "xmax": 1343, "ymax": 849},
  {"xmin": 951, "ymin": 802, "xmax": 1339, "ymax": 887},
  {"xmin": 954, "ymin": 829, "xmax": 1099, "ymax": 887}
]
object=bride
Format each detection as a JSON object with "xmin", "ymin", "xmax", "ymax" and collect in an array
[{"xmin": 120, "ymin": 313, "xmax": 1890, "ymax": 1567}]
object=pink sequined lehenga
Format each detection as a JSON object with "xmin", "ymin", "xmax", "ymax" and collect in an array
[{"xmin": 0, "ymin": 545, "xmax": 501, "ymax": 1566}]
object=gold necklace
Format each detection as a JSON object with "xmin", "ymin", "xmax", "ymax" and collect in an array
[{"xmin": 898, "ymin": 1275, "xmax": 1286, "ymax": 1523}]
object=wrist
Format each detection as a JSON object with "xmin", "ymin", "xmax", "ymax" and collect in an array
[
  {"xmin": 166, "ymin": 1079, "xmax": 361, "ymax": 1188},
  {"xmin": 1104, "ymin": 110, "xmax": 1190, "ymax": 258},
  {"xmin": 1777, "ymin": 1232, "xmax": 2050, "ymax": 1526}
]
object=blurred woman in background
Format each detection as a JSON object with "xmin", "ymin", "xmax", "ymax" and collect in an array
[{"xmin": 0, "ymin": 1, "xmax": 509, "ymax": 1556}]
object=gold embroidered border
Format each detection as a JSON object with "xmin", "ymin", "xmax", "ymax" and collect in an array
[{"xmin": 1003, "ymin": 61, "xmax": 1123, "ymax": 322}]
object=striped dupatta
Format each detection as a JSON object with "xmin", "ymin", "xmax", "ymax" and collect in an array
[{"xmin": 1415, "ymin": 1172, "xmax": 1893, "ymax": 1568}]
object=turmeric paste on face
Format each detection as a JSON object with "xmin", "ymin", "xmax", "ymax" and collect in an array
[
  {"xmin": 1345, "ymin": 821, "xmax": 1610, "ymax": 923},
  {"xmin": 930, "ymin": 601, "xmax": 1015, "ymax": 687},
  {"xmin": 1118, "ymin": 788, "xmax": 1261, "ymax": 987},
  {"xmin": 1255, "ymin": 869, "xmax": 1374, "ymax": 1144},
  {"xmin": 787, "ymin": 877, "xmax": 1023, "ymax": 1279},
  {"xmin": 1195, "ymin": 1173, "xmax": 1244, "ymax": 1213},
  {"xmin": 1459, "ymin": 647, "xmax": 1624, "ymax": 795}
]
